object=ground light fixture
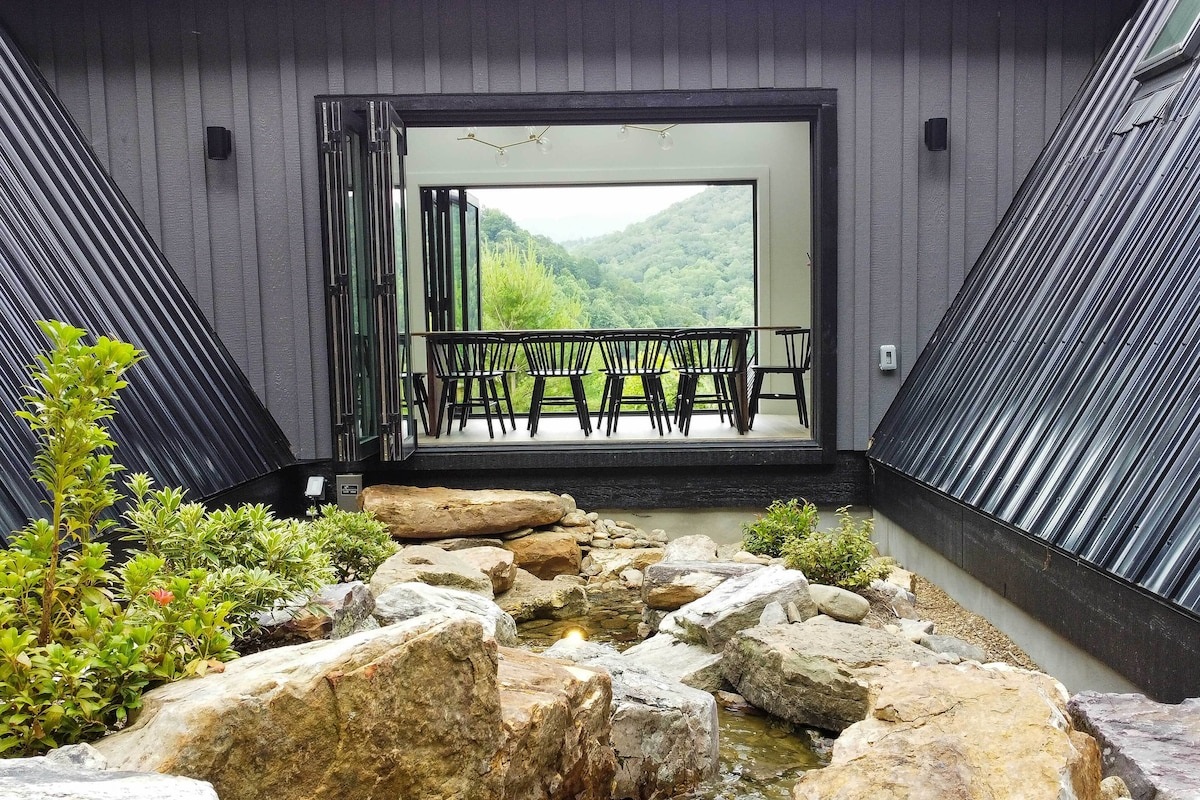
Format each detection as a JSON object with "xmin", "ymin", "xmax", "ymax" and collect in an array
[
  {"xmin": 617, "ymin": 123, "xmax": 677, "ymax": 150},
  {"xmin": 304, "ymin": 475, "xmax": 326, "ymax": 517},
  {"xmin": 458, "ymin": 126, "xmax": 552, "ymax": 166}
]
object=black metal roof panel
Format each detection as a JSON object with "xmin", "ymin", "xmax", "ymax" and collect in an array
[
  {"xmin": 0, "ymin": 26, "xmax": 293, "ymax": 537},
  {"xmin": 871, "ymin": 0, "xmax": 1200, "ymax": 615}
]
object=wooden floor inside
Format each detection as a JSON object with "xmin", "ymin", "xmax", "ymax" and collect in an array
[{"xmin": 417, "ymin": 409, "xmax": 810, "ymax": 446}]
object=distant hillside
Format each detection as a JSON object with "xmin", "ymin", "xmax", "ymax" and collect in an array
[{"xmin": 479, "ymin": 184, "xmax": 755, "ymax": 328}]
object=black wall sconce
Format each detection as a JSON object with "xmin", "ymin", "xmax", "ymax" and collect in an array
[
  {"xmin": 924, "ymin": 117, "xmax": 948, "ymax": 151},
  {"xmin": 206, "ymin": 126, "xmax": 232, "ymax": 160}
]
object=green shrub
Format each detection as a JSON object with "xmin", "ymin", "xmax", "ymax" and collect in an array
[
  {"xmin": 782, "ymin": 506, "xmax": 889, "ymax": 591},
  {"xmin": 0, "ymin": 321, "xmax": 236, "ymax": 756},
  {"xmin": 307, "ymin": 505, "xmax": 397, "ymax": 583},
  {"xmin": 122, "ymin": 474, "xmax": 334, "ymax": 637},
  {"xmin": 741, "ymin": 498, "xmax": 820, "ymax": 557}
]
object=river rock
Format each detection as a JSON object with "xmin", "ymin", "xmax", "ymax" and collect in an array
[
  {"xmin": 373, "ymin": 582, "xmax": 519, "ymax": 645},
  {"xmin": 496, "ymin": 647, "xmax": 616, "ymax": 800},
  {"xmin": 1101, "ymin": 777, "xmax": 1133, "ymax": 799},
  {"xmin": 623, "ymin": 634, "xmax": 725, "ymax": 692},
  {"xmin": 588, "ymin": 548, "xmax": 665, "ymax": 582},
  {"xmin": 503, "ymin": 531, "xmax": 582, "ymax": 579},
  {"xmin": 792, "ymin": 662, "xmax": 1103, "ymax": 799},
  {"xmin": 0, "ymin": 745, "xmax": 219, "ymax": 800},
  {"xmin": 642, "ymin": 561, "xmax": 763, "ymax": 610},
  {"xmin": 561, "ymin": 509, "xmax": 591, "ymax": 527},
  {"xmin": 424, "ymin": 537, "xmax": 506, "ymax": 551},
  {"xmin": 96, "ymin": 617, "xmax": 508, "ymax": 800},
  {"xmin": 808, "ymin": 584, "xmax": 870, "ymax": 623},
  {"xmin": 920, "ymin": 633, "xmax": 986, "ymax": 662},
  {"xmin": 544, "ymin": 640, "xmax": 719, "ymax": 800},
  {"xmin": 369, "ymin": 545, "xmax": 494, "ymax": 597},
  {"xmin": 360, "ymin": 485, "xmax": 567, "ymax": 539},
  {"xmin": 1068, "ymin": 692, "xmax": 1200, "ymax": 800},
  {"xmin": 454, "ymin": 546, "xmax": 516, "ymax": 593},
  {"xmin": 661, "ymin": 534, "xmax": 720, "ymax": 562},
  {"xmin": 723, "ymin": 617, "xmax": 941, "ymax": 731},
  {"xmin": 497, "ymin": 568, "xmax": 590, "ymax": 622},
  {"xmin": 660, "ymin": 565, "xmax": 818, "ymax": 650}
]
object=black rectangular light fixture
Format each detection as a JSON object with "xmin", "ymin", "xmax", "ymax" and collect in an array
[
  {"xmin": 206, "ymin": 126, "xmax": 232, "ymax": 160},
  {"xmin": 924, "ymin": 117, "xmax": 948, "ymax": 151}
]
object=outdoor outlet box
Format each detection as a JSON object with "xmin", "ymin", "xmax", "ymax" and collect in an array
[
  {"xmin": 335, "ymin": 473, "xmax": 363, "ymax": 511},
  {"xmin": 879, "ymin": 345, "xmax": 898, "ymax": 371}
]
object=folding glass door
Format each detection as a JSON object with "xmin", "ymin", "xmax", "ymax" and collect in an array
[{"xmin": 421, "ymin": 188, "xmax": 481, "ymax": 331}]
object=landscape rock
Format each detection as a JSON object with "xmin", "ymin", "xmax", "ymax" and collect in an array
[
  {"xmin": 501, "ymin": 527, "xmax": 535, "ymax": 541},
  {"xmin": 792, "ymin": 662, "xmax": 1103, "ymax": 799},
  {"xmin": 369, "ymin": 545, "xmax": 494, "ymax": 597},
  {"xmin": 1068, "ymin": 692, "xmax": 1200, "ymax": 800},
  {"xmin": 642, "ymin": 561, "xmax": 762, "ymax": 611},
  {"xmin": 722, "ymin": 617, "xmax": 940, "ymax": 731},
  {"xmin": 373, "ymin": 582, "xmax": 519, "ymax": 645},
  {"xmin": 920, "ymin": 633, "xmax": 986, "ymax": 663},
  {"xmin": 785, "ymin": 601, "xmax": 806, "ymax": 623},
  {"xmin": 759, "ymin": 601, "xmax": 788, "ymax": 626},
  {"xmin": 1101, "ymin": 776, "xmax": 1132, "ymax": 799},
  {"xmin": 619, "ymin": 568, "xmax": 644, "ymax": 589},
  {"xmin": 360, "ymin": 485, "xmax": 566, "ymax": 539},
  {"xmin": 613, "ymin": 537, "xmax": 635, "ymax": 549},
  {"xmin": 897, "ymin": 618, "xmax": 935, "ymax": 641},
  {"xmin": 424, "ymin": 537, "xmax": 505, "ymax": 551},
  {"xmin": 661, "ymin": 535, "xmax": 720, "ymax": 563},
  {"xmin": 545, "ymin": 639, "xmax": 719, "ymax": 800},
  {"xmin": 808, "ymin": 584, "xmax": 870, "ymax": 623},
  {"xmin": 503, "ymin": 531, "xmax": 582, "ymax": 580},
  {"xmin": 622, "ymin": 634, "xmax": 725, "ymax": 692},
  {"xmin": 660, "ymin": 565, "xmax": 818, "ymax": 650},
  {"xmin": 255, "ymin": 581, "xmax": 377, "ymax": 643},
  {"xmin": 883, "ymin": 566, "xmax": 914, "ymax": 593},
  {"xmin": 497, "ymin": 568, "xmax": 590, "ymax": 622},
  {"xmin": 732, "ymin": 550, "xmax": 772, "ymax": 565},
  {"xmin": 561, "ymin": 510, "xmax": 591, "ymax": 527},
  {"xmin": 454, "ymin": 546, "xmax": 516, "ymax": 593},
  {"xmin": 0, "ymin": 745, "xmax": 219, "ymax": 800},
  {"xmin": 588, "ymin": 548, "xmax": 665, "ymax": 582}
]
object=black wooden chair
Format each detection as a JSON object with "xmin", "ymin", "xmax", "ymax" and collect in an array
[
  {"xmin": 748, "ymin": 326, "xmax": 811, "ymax": 428},
  {"xmin": 486, "ymin": 336, "xmax": 520, "ymax": 429},
  {"xmin": 521, "ymin": 332, "xmax": 595, "ymax": 437},
  {"xmin": 401, "ymin": 371, "xmax": 430, "ymax": 435},
  {"xmin": 595, "ymin": 332, "xmax": 673, "ymax": 436},
  {"xmin": 670, "ymin": 328, "xmax": 744, "ymax": 435},
  {"xmin": 429, "ymin": 333, "xmax": 509, "ymax": 439}
]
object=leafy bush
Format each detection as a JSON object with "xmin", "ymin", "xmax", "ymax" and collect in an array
[
  {"xmin": 122, "ymin": 474, "xmax": 334, "ymax": 636},
  {"xmin": 0, "ymin": 321, "xmax": 236, "ymax": 756},
  {"xmin": 782, "ymin": 507, "xmax": 890, "ymax": 591},
  {"xmin": 741, "ymin": 498, "xmax": 820, "ymax": 557},
  {"xmin": 307, "ymin": 505, "xmax": 396, "ymax": 583}
]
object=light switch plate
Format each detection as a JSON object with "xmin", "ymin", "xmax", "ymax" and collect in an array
[{"xmin": 879, "ymin": 345, "xmax": 898, "ymax": 371}]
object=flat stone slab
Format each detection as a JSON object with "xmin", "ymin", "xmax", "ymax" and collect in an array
[
  {"xmin": 1068, "ymin": 692, "xmax": 1200, "ymax": 800},
  {"xmin": 642, "ymin": 561, "xmax": 763, "ymax": 611},
  {"xmin": 622, "ymin": 633, "xmax": 725, "ymax": 692},
  {"xmin": 0, "ymin": 745, "xmax": 218, "ymax": 800},
  {"xmin": 496, "ymin": 568, "xmax": 590, "ymax": 622},
  {"xmin": 360, "ymin": 485, "xmax": 567, "ymax": 539},
  {"xmin": 369, "ymin": 545, "xmax": 494, "ymax": 597},
  {"xmin": 373, "ymin": 581, "xmax": 519, "ymax": 646}
]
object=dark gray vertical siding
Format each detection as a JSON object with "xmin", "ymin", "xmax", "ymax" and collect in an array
[{"xmin": 0, "ymin": 0, "xmax": 1134, "ymax": 458}]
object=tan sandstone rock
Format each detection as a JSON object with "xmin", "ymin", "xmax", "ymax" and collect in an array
[
  {"xmin": 792, "ymin": 662, "xmax": 1103, "ymax": 800},
  {"xmin": 361, "ymin": 485, "xmax": 567, "ymax": 539},
  {"xmin": 497, "ymin": 568, "xmax": 590, "ymax": 622},
  {"xmin": 369, "ymin": 545, "xmax": 494, "ymax": 597},
  {"xmin": 455, "ymin": 546, "xmax": 516, "ymax": 593},
  {"xmin": 503, "ymin": 531, "xmax": 582, "ymax": 580}
]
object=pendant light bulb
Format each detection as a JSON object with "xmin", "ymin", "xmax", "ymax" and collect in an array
[
  {"xmin": 617, "ymin": 124, "xmax": 630, "ymax": 140},
  {"xmin": 495, "ymin": 148, "xmax": 510, "ymax": 167},
  {"xmin": 659, "ymin": 130, "xmax": 674, "ymax": 151},
  {"xmin": 537, "ymin": 135, "xmax": 552, "ymax": 154}
]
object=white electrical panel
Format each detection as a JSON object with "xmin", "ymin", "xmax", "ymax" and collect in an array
[{"xmin": 879, "ymin": 345, "xmax": 898, "ymax": 371}]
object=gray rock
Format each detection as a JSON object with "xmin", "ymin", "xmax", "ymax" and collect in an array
[
  {"xmin": 500, "ymin": 527, "xmax": 535, "ymax": 541},
  {"xmin": 919, "ymin": 633, "xmax": 986, "ymax": 663},
  {"xmin": 423, "ymin": 537, "xmax": 505, "ymax": 551},
  {"xmin": 722, "ymin": 617, "xmax": 941, "ymax": 731},
  {"xmin": 312, "ymin": 581, "xmax": 377, "ymax": 639},
  {"xmin": 370, "ymin": 545, "xmax": 494, "ymax": 597},
  {"xmin": 758, "ymin": 601, "xmax": 788, "ymax": 626},
  {"xmin": 808, "ymin": 584, "xmax": 871, "ymax": 623},
  {"xmin": 641, "ymin": 561, "xmax": 763, "ymax": 611},
  {"xmin": 622, "ymin": 634, "xmax": 725, "ymax": 692},
  {"xmin": 496, "ymin": 568, "xmax": 590, "ymax": 622},
  {"xmin": 659, "ymin": 565, "xmax": 819, "ymax": 650},
  {"xmin": 373, "ymin": 581, "xmax": 518, "ymax": 645},
  {"xmin": 0, "ymin": 748, "xmax": 219, "ymax": 799},
  {"xmin": 1068, "ymin": 692, "xmax": 1200, "ymax": 800},
  {"xmin": 544, "ymin": 639, "xmax": 719, "ymax": 800},
  {"xmin": 785, "ymin": 601, "xmax": 806, "ymax": 623},
  {"xmin": 897, "ymin": 618, "xmax": 935, "ymax": 641},
  {"xmin": 661, "ymin": 534, "xmax": 720, "ymax": 563}
]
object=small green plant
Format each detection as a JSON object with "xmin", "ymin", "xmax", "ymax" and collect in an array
[
  {"xmin": 0, "ymin": 321, "xmax": 237, "ymax": 756},
  {"xmin": 307, "ymin": 505, "xmax": 397, "ymax": 583},
  {"xmin": 782, "ymin": 506, "xmax": 890, "ymax": 591},
  {"xmin": 741, "ymin": 498, "xmax": 820, "ymax": 557},
  {"xmin": 122, "ymin": 474, "xmax": 335, "ymax": 637}
]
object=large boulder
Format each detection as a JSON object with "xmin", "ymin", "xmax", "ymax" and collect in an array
[
  {"xmin": 0, "ymin": 744, "xmax": 218, "ymax": 800},
  {"xmin": 370, "ymin": 545, "xmax": 494, "ymax": 597},
  {"xmin": 722, "ymin": 617, "xmax": 940, "ymax": 731},
  {"xmin": 545, "ymin": 640, "xmax": 719, "ymax": 800},
  {"xmin": 373, "ymin": 582, "xmax": 519, "ymax": 645},
  {"xmin": 95, "ymin": 617, "xmax": 506, "ymax": 800},
  {"xmin": 503, "ymin": 531, "xmax": 582, "ymax": 580},
  {"xmin": 661, "ymin": 534, "xmax": 720, "ymax": 563},
  {"xmin": 659, "ymin": 565, "xmax": 818, "ymax": 650},
  {"xmin": 621, "ymin": 634, "xmax": 725, "ymax": 692},
  {"xmin": 1068, "ymin": 692, "xmax": 1200, "ymax": 800},
  {"xmin": 496, "ymin": 647, "xmax": 617, "ymax": 800},
  {"xmin": 454, "ymin": 546, "xmax": 517, "ymax": 593},
  {"xmin": 642, "ymin": 561, "xmax": 762, "ymax": 611},
  {"xmin": 361, "ymin": 485, "xmax": 567, "ymax": 539},
  {"xmin": 792, "ymin": 663, "xmax": 1103, "ymax": 799},
  {"xmin": 497, "ymin": 568, "xmax": 590, "ymax": 622}
]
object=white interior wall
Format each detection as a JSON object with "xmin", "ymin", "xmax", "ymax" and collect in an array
[{"xmin": 403, "ymin": 121, "xmax": 811, "ymax": 387}]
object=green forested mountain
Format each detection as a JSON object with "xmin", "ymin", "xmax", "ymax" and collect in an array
[{"xmin": 479, "ymin": 184, "xmax": 754, "ymax": 330}]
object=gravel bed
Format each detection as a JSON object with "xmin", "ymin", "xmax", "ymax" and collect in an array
[{"xmin": 910, "ymin": 575, "xmax": 1039, "ymax": 670}]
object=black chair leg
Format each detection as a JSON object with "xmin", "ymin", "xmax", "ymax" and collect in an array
[
  {"xmin": 607, "ymin": 377, "xmax": 625, "ymax": 435},
  {"xmin": 724, "ymin": 374, "xmax": 745, "ymax": 433},
  {"xmin": 569, "ymin": 377, "xmax": 591, "ymax": 435},
  {"xmin": 528, "ymin": 377, "xmax": 546, "ymax": 437},
  {"xmin": 793, "ymin": 371, "xmax": 808, "ymax": 427},
  {"xmin": 748, "ymin": 371, "xmax": 767, "ymax": 429},
  {"xmin": 500, "ymin": 377, "xmax": 517, "ymax": 428},
  {"xmin": 413, "ymin": 375, "xmax": 430, "ymax": 435}
]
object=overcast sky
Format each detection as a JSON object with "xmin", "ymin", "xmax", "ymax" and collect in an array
[{"xmin": 471, "ymin": 184, "xmax": 707, "ymax": 243}]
